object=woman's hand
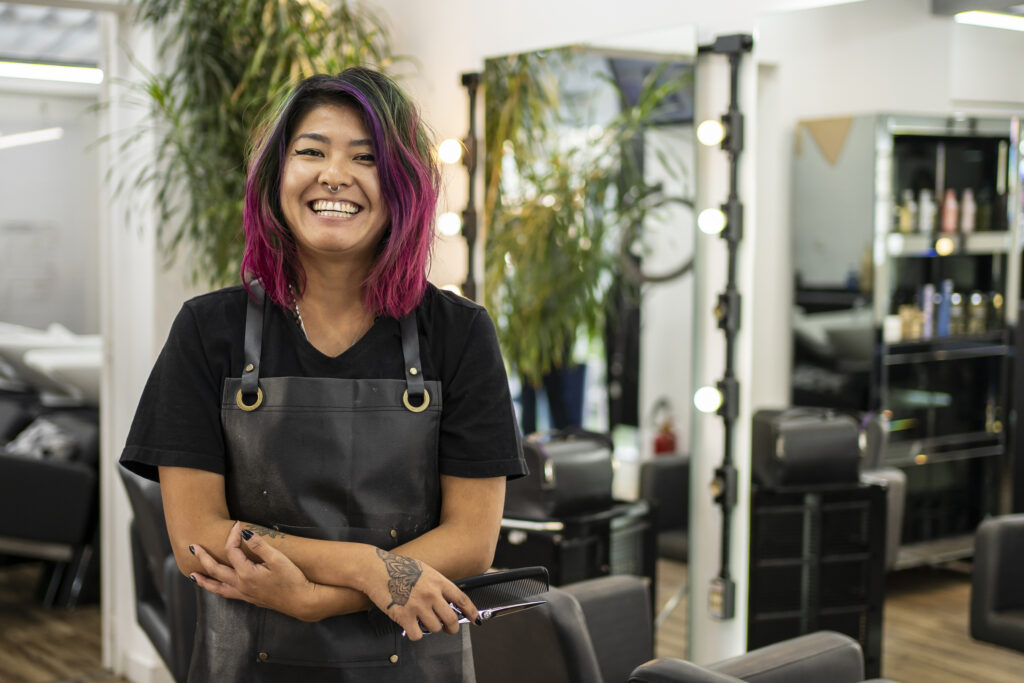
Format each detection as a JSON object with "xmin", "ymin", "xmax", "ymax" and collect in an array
[
  {"xmin": 189, "ymin": 521, "xmax": 323, "ymax": 622},
  {"xmin": 363, "ymin": 549, "xmax": 479, "ymax": 641}
]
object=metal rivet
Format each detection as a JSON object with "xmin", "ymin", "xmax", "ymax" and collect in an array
[
  {"xmin": 389, "ymin": 654, "xmax": 399, "ymax": 664},
  {"xmin": 390, "ymin": 529, "xmax": 398, "ymax": 538},
  {"xmin": 409, "ymin": 367, "xmax": 418, "ymax": 375},
  {"xmin": 245, "ymin": 363, "xmax": 254, "ymax": 373},
  {"xmin": 258, "ymin": 652, "xmax": 268, "ymax": 662}
]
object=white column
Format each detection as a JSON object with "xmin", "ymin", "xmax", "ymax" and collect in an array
[
  {"xmin": 688, "ymin": 42, "xmax": 761, "ymax": 665},
  {"xmin": 97, "ymin": 13, "xmax": 174, "ymax": 683}
]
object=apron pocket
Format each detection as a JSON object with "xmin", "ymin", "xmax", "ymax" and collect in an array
[{"xmin": 256, "ymin": 610, "xmax": 403, "ymax": 669}]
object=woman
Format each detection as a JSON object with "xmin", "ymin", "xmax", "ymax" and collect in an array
[{"xmin": 120, "ymin": 67, "xmax": 526, "ymax": 682}]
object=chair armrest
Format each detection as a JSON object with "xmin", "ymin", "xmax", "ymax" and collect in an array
[
  {"xmin": 970, "ymin": 514, "xmax": 1024, "ymax": 651},
  {"xmin": 630, "ymin": 658, "xmax": 744, "ymax": 683},
  {"xmin": 0, "ymin": 450, "xmax": 96, "ymax": 544},
  {"xmin": 710, "ymin": 631, "xmax": 865, "ymax": 683}
]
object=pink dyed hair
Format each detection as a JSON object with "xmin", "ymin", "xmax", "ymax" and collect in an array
[{"xmin": 240, "ymin": 68, "xmax": 439, "ymax": 318}]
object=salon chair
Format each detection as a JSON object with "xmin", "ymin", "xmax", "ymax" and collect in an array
[
  {"xmin": 0, "ymin": 401, "xmax": 100, "ymax": 607},
  {"xmin": 472, "ymin": 573, "xmax": 896, "ymax": 683},
  {"xmin": 638, "ymin": 454, "xmax": 689, "ymax": 562},
  {"xmin": 119, "ymin": 466, "xmax": 196, "ymax": 683},
  {"xmin": 970, "ymin": 514, "xmax": 1024, "ymax": 654},
  {"xmin": 628, "ymin": 631, "xmax": 899, "ymax": 683}
]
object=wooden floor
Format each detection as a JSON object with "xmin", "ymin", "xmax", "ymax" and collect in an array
[{"xmin": 2, "ymin": 559, "xmax": 1024, "ymax": 682}]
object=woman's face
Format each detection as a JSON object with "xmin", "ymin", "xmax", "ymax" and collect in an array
[{"xmin": 280, "ymin": 102, "xmax": 389, "ymax": 265}]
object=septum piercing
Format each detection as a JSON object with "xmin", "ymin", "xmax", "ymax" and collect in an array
[{"xmin": 326, "ymin": 183, "xmax": 341, "ymax": 193}]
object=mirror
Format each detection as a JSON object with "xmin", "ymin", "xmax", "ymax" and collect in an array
[{"xmin": 482, "ymin": 40, "xmax": 696, "ymax": 449}]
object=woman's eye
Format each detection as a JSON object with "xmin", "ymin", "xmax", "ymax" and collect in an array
[
  {"xmin": 295, "ymin": 148, "xmax": 323, "ymax": 157},
  {"xmin": 355, "ymin": 153, "xmax": 376, "ymax": 163}
]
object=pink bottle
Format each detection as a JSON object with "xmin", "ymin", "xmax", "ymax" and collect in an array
[{"xmin": 941, "ymin": 188, "xmax": 959, "ymax": 234}]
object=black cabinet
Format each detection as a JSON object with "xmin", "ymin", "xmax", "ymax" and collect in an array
[{"xmin": 748, "ymin": 484, "xmax": 886, "ymax": 679}]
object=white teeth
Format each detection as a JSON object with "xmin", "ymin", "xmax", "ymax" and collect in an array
[{"xmin": 311, "ymin": 199, "xmax": 359, "ymax": 214}]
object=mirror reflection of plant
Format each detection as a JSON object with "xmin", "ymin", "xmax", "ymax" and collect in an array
[
  {"xmin": 484, "ymin": 49, "xmax": 693, "ymax": 386},
  {"xmin": 126, "ymin": 0, "xmax": 399, "ymax": 286}
]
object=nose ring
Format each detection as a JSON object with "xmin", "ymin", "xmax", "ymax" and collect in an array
[{"xmin": 326, "ymin": 183, "xmax": 341, "ymax": 194}]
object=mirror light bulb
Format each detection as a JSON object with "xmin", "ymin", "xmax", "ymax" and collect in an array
[
  {"xmin": 934, "ymin": 236, "xmax": 955, "ymax": 256},
  {"xmin": 696, "ymin": 119, "xmax": 726, "ymax": 146},
  {"xmin": 438, "ymin": 138, "xmax": 463, "ymax": 164},
  {"xmin": 694, "ymin": 386, "xmax": 723, "ymax": 414},
  {"xmin": 437, "ymin": 212, "xmax": 463, "ymax": 236},
  {"xmin": 697, "ymin": 208, "xmax": 727, "ymax": 235}
]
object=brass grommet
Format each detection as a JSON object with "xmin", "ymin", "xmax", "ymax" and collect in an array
[
  {"xmin": 245, "ymin": 363, "xmax": 254, "ymax": 373},
  {"xmin": 390, "ymin": 529, "xmax": 398, "ymax": 538},
  {"xmin": 236, "ymin": 387, "xmax": 264, "ymax": 411},
  {"xmin": 409, "ymin": 367, "xmax": 418, "ymax": 376},
  {"xmin": 258, "ymin": 652, "xmax": 269, "ymax": 662},
  {"xmin": 402, "ymin": 388, "xmax": 430, "ymax": 413},
  {"xmin": 389, "ymin": 654, "xmax": 399, "ymax": 664}
]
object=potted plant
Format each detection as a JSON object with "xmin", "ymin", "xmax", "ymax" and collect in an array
[{"xmin": 482, "ymin": 47, "xmax": 693, "ymax": 429}]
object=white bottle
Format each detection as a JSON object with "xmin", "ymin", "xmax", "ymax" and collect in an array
[
  {"xmin": 960, "ymin": 188, "xmax": 977, "ymax": 234},
  {"xmin": 918, "ymin": 189, "xmax": 936, "ymax": 235}
]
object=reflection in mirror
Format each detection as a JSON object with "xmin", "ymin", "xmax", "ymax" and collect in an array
[{"xmin": 483, "ymin": 45, "xmax": 695, "ymax": 443}]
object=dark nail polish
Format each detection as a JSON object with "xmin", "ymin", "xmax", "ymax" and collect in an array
[
  {"xmin": 241, "ymin": 528, "xmax": 254, "ymax": 541},
  {"xmin": 188, "ymin": 545, "xmax": 195, "ymax": 555},
  {"xmin": 475, "ymin": 615, "xmax": 483, "ymax": 626},
  {"xmin": 188, "ymin": 574, "xmax": 197, "ymax": 583}
]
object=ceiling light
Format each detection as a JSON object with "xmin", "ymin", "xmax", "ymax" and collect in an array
[
  {"xmin": 0, "ymin": 127, "xmax": 64, "ymax": 151},
  {"xmin": 0, "ymin": 60, "xmax": 103, "ymax": 84},
  {"xmin": 954, "ymin": 11, "xmax": 1024, "ymax": 32}
]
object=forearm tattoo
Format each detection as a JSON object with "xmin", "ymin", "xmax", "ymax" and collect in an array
[
  {"xmin": 376, "ymin": 548, "xmax": 423, "ymax": 609},
  {"xmin": 242, "ymin": 522, "xmax": 286, "ymax": 539}
]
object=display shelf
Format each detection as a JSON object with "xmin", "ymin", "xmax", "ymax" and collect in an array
[
  {"xmin": 885, "ymin": 230, "xmax": 1014, "ymax": 257},
  {"xmin": 893, "ymin": 535, "xmax": 974, "ymax": 570},
  {"xmin": 793, "ymin": 112, "xmax": 1021, "ymax": 567}
]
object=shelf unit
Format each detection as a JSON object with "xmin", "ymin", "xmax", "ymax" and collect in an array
[{"xmin": 793, "ymin": 113, "xmax": 1023, "ymax": 566}]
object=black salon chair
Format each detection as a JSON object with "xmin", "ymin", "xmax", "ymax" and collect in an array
[
  {"xmin": 638, "ymin": 454, "xmax": 689, "ymax": 562},
  {"xmin": 119, "ymin": 466, "xmax": 196, "ymax": 683},
  {"xmin": 472, "ymin": 574, "xmax": 653, "ymax": 683},
  {"xmin": 970, "ymin": 514, "xmax": 1024, "ymax": 654},
  {"xmin": 0, "ymin": 405, "xmax": 100, "ymax": 606},
  {"xmin": 629, "ymin": 631, "xmax": 898, "ymax": 683},
  {"xmin": 472, "ymin": 573, "xmax": 896, "ymax": 683}
]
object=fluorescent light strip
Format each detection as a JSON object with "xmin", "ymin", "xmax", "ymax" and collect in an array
[
  {"xmin": 0, "ymin": 127, "xmax": 65, "ymax": 151},
  {"xmin": 0, "ymin": 60, "xmax": 104, "ymax": 84},
  {"xmin": 955, "ymin": 10, "xmax": 1024, "ymax": 32}
]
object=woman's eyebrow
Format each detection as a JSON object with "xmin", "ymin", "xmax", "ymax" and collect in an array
[{"xmin": 295, "ymin": 132, "xmax": 330, "ymax": 144}]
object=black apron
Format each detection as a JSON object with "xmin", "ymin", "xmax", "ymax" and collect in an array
[{"xmin": 186, "ymin": 283, "xmax": 473, "ymax": 682}]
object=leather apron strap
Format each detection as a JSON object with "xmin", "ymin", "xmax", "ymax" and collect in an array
[
  {"xmin": 239, "ymin": 280, "xmax": 266, "ymax": 407},
  {"xmin": 237, "ymin": 281, "xmax": 427, "ymax": 414}
]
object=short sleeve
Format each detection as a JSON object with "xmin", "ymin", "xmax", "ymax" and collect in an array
[
  {"xmin": 437, "ymin": 309, "xmax": 526, "ymax": 479},
  {"xmin": 119, "ymin": 304, "xmax": 227, "ymax": 482}
]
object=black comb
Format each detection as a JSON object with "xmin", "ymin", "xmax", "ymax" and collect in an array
[{"xmin": 367, "ymin": 566, "xmax": 550, "ymax": 635}]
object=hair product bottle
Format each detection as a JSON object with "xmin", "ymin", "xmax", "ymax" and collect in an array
[
  {"xmin": 940, "ymin": 188, "xmax": 959, "ymax": 234},
  {"xmin": 898, "ymin": 189, "xmax": 917, "ymax": 234},
  {"xmin": 960, "ymin": 188, "xmax": 976, "ymax": 234},
  {"xmin": 918, "ymin": 189, "xmax": 936, "ymax": 235}
]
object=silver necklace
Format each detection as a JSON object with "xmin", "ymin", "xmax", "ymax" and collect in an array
[{"xmin": 288, "ymin": 285, "xmax": 308, "ymax": 337}]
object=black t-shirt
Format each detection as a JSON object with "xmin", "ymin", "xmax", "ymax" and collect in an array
[{"xmin": 120, "ymin": 283, "xmax": 526, "ymax": 482}]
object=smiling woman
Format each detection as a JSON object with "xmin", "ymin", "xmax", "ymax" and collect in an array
[{"xmin": 119, "ymin": 67, "xmax": 526, "ymax": 682}]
